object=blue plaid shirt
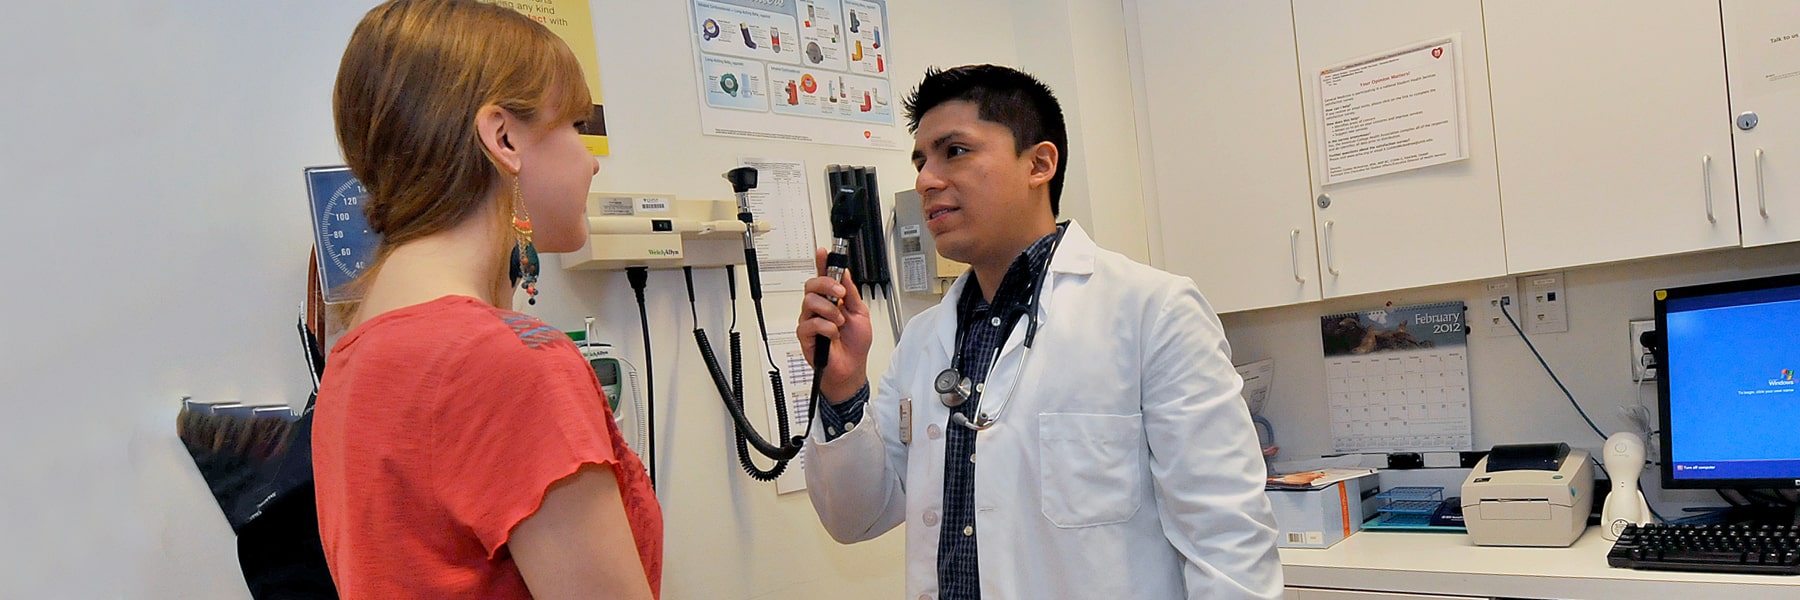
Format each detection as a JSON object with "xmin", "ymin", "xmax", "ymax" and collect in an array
[{"xmin": 819, "ymin": 224, "xmax": 1064, "ymax": 600}]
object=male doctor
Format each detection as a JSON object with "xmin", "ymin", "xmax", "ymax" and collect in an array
[{"xmin": 797, "ymin": 64, "xmax": 1282, "ymax": 600}]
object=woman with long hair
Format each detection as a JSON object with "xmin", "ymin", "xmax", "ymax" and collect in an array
[{"xmin": 311, "ymin": 1, "xmax": 659, "ymax": 597}]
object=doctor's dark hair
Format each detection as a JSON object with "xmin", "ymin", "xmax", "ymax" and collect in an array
[
  {"xmin": 330, "ymin": 0, "xmax": 590, "ymax": 323},
  {"xmin": 903, "ymin": 64, "xmax": 1069, "ymax": 215}
]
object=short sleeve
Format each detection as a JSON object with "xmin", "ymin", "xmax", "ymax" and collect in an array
[{"xmin": 432, "ymin": 316, "xmax": 621, "ymax": 558}]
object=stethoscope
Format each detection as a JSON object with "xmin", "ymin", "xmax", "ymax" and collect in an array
[{"xmin": 933, "ymin": 228, "xmax": 1064, "ymax": 431}]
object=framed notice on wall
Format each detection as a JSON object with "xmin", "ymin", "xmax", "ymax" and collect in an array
[{"xmin": 1314, "ymin": 36, "xmax": 1470, "ymax": 185}]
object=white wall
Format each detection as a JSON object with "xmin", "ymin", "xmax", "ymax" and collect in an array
[
  {"xmin": 0, "ymin": 0, "xmax": 1093, "ymax": 597},
  {"xmin": 1009, "ymin": 0, "xmax": 1151, "ymax": 263},
  {"xmin": 2, "ymin": 3, "xmax": 371, "ymax": 597}
]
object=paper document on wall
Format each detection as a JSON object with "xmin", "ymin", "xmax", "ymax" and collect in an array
[
  {"xmin": 1727, "ymin": 7, "xmax": 1800, "ymax": 96},
  {"xmin": 762, "ymin": 331, "xmax": 813, "ymax": 494},
  {"xmin": 1236, "ymin": 358, "xmax": 1274, "ymax": 415},
  {"xmin": 1321, "ymin": 301, "xmax": 1471, "ymax": 453},
  {"xmin": 738, "ymin": 157, "xmax": 818, "ymax": 293},
  {"xmin": 1315, "ymin": 36, "xmax": 1469, "ymax": 185}
]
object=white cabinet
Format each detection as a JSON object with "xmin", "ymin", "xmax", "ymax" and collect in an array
[
  {"xmin": 1127, "ymin": 0, "xmax": 1320, "ymax": 313},
  {"xmin": 1484, "ymin": 1, "xmax": 1738, "ymax": 273},
  {"xmin": 1723, "ymin": 0, "xmax": 1800, "ymax": 247},
  {"xmin": 1129, "ymin": 1, "xmax": 1798, "ymax": 312},
  {"xmin": 1292, "ymin": 0, "xmax": 1507, "ymax": 299}
]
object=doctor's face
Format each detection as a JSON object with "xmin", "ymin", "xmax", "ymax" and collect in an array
[{"xmin": 910, "ymin": 100, "xmax": 1049, "ymax": 269}]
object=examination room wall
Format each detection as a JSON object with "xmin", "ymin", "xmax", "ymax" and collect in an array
[{"xmin": 0, "ymin": 0, "xmax": 1151, "ymax": 597}]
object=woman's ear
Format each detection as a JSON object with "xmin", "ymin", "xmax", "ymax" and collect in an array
[
  {"xmin": 1027, "ymin": 140, "xmax": 1058, "ymax": 188},
  {"xmin": 476, "ymin": 104, "xmax": 523, "ymax": 175}
]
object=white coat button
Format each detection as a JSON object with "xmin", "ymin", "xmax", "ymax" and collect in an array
[
  {"xmin": 969, "ymin": 453, "xmax": 976, "ymax": 463},
  {"xmin": 927, "ymin": 424, "xmax": 942, "ymax": 439},
  {"xmin": 990, "ymin": 316, "xmax": 1002, "ymax": 326},
  {"xmin": 963, "ymin": 525, "xmax": 974, "ymax": 536},
  {"xmin": 923, "ymin": 511, "xmax": 939, "ymax": 526},
  {"xmin": 826, "ymin": 426, "xmax": 838, "ymax": 436}
]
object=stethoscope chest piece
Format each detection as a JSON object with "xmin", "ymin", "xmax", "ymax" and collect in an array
[{"xmin": 935, "ymin": 368, "xmax": 972, "ymax": 408}]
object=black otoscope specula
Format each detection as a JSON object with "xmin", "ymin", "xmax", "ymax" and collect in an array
[{"xmin": 724, "ymin": 167, "xmax": 765, "ymax": 302}]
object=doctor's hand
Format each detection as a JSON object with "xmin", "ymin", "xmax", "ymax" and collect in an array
[{"xmin": 798, "ymin": 247, "xmax": 872, "ymax": 404}]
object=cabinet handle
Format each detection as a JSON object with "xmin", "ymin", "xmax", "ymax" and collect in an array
[
  {"xmin": 1290, "ymin": 229, "xmax": 1306, "ymax": 284},
  {"xmin": 1757, "ymin": 148, "xmax": 1768, "ymax": 219},
  {"xmin": 1324, "ymin": 221, "xmax": 1340, "ymax": 277},
  {"xmin": 1703, "ymin": 154, "xmax": 1716, "ymax": 223}
]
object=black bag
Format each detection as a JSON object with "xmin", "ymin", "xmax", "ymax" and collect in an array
[{"xmin": 180, "ymin": 260, "xmax": 337, "ymax": 598}]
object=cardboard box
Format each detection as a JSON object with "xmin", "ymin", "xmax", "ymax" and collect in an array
[{"xmin": 1266, "ymin": 474, "xmax": 1378, "ymax": 548}]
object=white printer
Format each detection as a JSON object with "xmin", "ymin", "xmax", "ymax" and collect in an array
[{"xmin": 1461, "ymin": 443, "xmax": 1593, "ymax": 547}]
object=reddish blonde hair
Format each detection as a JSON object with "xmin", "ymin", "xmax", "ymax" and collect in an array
[{"xmin": 331, "ymin": 0, "xmax": 590, "ymax": 320}]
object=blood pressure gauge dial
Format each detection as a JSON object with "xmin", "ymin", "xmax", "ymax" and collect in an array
[{"xmin": 305, "ymin": 166, "xmax": 381, "ymax": 303}]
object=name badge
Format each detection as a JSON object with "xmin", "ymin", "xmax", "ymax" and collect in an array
[{"xmin": 899, "ymin": 397, "xmax": 912, "ymax": 445}]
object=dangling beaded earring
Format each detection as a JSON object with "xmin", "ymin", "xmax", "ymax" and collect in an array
[{"xmin": 509, "ymin": 177, "xmax": 542, "ymax": 305}]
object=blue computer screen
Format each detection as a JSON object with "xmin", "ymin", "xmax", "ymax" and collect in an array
[{"xmin": 1664, "ymin": 285, "xmax": 1800, "ymax": 483}]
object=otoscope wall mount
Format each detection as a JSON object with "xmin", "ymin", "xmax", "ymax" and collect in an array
[{"xmin": 562, "ymin": 192, "xmax": 771, "ymax": 271}]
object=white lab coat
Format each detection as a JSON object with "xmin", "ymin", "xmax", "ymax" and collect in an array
[{"xmin": 806, "ymin": 222, "xmax": 1282, "ymax": 600}]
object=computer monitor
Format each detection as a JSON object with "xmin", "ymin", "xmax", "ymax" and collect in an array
[{"xmin": 1656, "ymin": 273, "xmax": 1800, "ymax": 490}]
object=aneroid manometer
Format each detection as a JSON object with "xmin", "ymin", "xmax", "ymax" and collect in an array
[{"xmin": 305, "ymin": 166, "xmax": 380, "ymax": 303}]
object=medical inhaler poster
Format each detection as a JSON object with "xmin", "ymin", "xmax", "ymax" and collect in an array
[
  {"xmin": 688, "ymin": 0, "xmax": 902, "ymax": 149},
  {"xmin": 490, "ymin": 0, "xmax": 611, "ymax": 155},
  {"xmin": 1320, "ymin": 302, "xmax": 1472, "ymax": 453}
]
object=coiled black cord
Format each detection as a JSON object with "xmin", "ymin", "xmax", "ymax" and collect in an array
[{"xmin": 686, "ymin": 268, "xmax": 811, "ymax": 480}]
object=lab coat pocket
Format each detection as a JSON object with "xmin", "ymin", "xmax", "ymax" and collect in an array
[{"xmin": 1038, "ymin": 412, "xmax": 1145, "ymax": 528}]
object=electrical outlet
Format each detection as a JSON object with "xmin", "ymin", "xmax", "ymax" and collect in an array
[
  {"xmin": 1483, "ymin": 278, "xmax": 1519, "ymax": 337},
  {"xmin": 1521, "ymin": 272, "xmax": 1569, "ymax": 334},
  {"xmin": 1629, "ymin": 319, "xmax": 1657, "ymax": 382}
]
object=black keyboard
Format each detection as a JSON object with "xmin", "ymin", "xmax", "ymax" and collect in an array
[{"xmin": 1608, "ymin": 523, "xmax": 1800, "ymax": 575}]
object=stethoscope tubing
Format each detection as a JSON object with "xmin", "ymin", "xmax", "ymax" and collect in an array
[{"xmin": 935, "ymin": 228, "xmax": 1064, "ymax": 431}]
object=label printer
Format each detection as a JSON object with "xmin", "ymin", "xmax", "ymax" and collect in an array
[{"xmin": 1461, "ymin": 443, "xmax": 1593, "ymax": 547}]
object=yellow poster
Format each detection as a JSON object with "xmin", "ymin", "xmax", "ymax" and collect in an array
[{"xmin": 493, "ymin": 0, "xmax": 610, "ymax": 155}]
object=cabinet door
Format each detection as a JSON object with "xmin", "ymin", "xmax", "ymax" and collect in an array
[
  {"xmin": 1293, "ymin": 0, "xmax": 1507, "ymax": 298},
  {"xmin": 1127, "ymin": 0, "xmax": 1320, "ymax": 313},
  {"xmin": 1485, "ymin": 1, "xmax": 1737, "ymax": 273},
  {"xmin": 1286, "ymin": 589, "xmax": 1481, "ymax": 600},
  {"xmin": 1724, "ymin": 0, "xmax": 1800, "ymax": 247}
]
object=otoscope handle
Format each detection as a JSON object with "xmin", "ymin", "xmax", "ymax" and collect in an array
[
  {"xmin": 813, "ymin": 333, "xmax": 832, "ymax": 372},
  {"xmin": 815, "ymin": 247, "xmax": 851, "ymax": 370},
  {"xmin": 743, "ymin": 248, "xmax": 764, "ymax": 302}
]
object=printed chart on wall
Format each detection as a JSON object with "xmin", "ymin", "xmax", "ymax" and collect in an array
[
  {"xmin": 1320, "ymin": 302, "xmax": 1471, "ymax": 453},
  {"xmin": 688, "ymin": 0, "xmax": 900, "ymax": 149},
  {"xmin": 762, "ymin": 331, "xmax": 813, "ymax": 494},
  {"xmin": 1314, "ymin": 36, "xmax": 1469, "ymax": 185},
  {"xmin": 738, "ymin": 157, "xmax": 819, "ymax": 292},
  {"xmin": 492, "ymin": 0, "xmax": 611, "ymax": 155}
]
